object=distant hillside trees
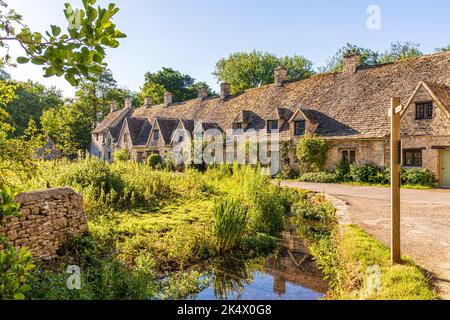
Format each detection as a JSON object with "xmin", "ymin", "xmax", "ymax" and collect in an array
[{"xmin": 213, "ymin": 50, "xmax": 315, "ymax": 94}]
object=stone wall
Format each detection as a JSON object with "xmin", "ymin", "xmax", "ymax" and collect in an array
[
  {"xmin": 0, "ymin": 188, "xmax": 88, "ymax": 260},
  {"xmin": 326, "ymin": 139, "xmax": 388, "ymax": 169}
]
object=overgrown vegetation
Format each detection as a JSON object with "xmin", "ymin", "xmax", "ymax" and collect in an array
[
  {"xmin": 300, "ymin": 163, "xmax": 434, "ymax": 188},
  {"xmin": 296, "ymin": 134, "xmax": 331, "ymax": 173},
  {"xmin": 3, "ymin": 159, "xmax": 300, "ymax": 300}
]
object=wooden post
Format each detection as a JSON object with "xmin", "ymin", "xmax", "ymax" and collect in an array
[{"xmin": 390, "ymin": 97, "xmax": 402, "ymax": 264}]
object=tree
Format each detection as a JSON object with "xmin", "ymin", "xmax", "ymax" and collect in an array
[
  {"xmin": 378, "ymin": 41, "xmax": 422, "ymax": 64},
  {"xmin": 319, "ymin": 43, "xmax": 380, "ymax": 73},
  {"xmin": 75, "ymin": 69, "xmax": 137, "ymax": 124},
  {"xmin": 213, "ymin": 50, "xmax": 314, "ymax": 94},
  {"xmin": 40, "ymin": 102, "xmax": 92, "ymax": 156},
  {"xmin": 435, "ymin": 44, "xmax": 450, "ymax": 52},
  {"xmin": 140, "ymin": 67, "xmax": 213, "ymax": 104},
  {"xmin": 4, "ymin": 81, "xmax": 64, "ymax": 137},
  {"xmin": 320, "ymin": 42, "xmax": 423, "ymax": 73},
  {"xmin": 0, "ymin": 0, "xmax": 126, "ymax": 86}
]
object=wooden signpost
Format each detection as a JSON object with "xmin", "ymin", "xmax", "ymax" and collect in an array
[{"xmin": 390, "ymin": 97, "xmax": 402, "ymax": 264}]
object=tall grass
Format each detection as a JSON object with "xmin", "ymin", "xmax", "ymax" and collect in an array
[{"xmin": 212, "ymin": 198, "xmax": 248, "ymax": 254}]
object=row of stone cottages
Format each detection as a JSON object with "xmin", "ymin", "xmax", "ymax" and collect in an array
[{"xmin": 91, "ymin": 51, "xmax": 450, "ymax": 187}]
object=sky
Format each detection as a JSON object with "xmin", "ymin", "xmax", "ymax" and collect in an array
[{"xmin": 4, "ymin": 0, "xmax": 450, "ymax": 98}]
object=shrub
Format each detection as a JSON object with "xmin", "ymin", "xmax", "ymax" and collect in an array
[
  {"xmin": 241, "ymin": 233, "xmax": 278, "ymax": 255},
  {"xmin": 349, "ymin": 163, "xmax": 386, "ymax": 184},
  {"xmin": 401, "ymin": 168, "xmax": 434, "ymax": 187},
  {"xmin": 0, "ymin": 184, "xmax": 20, "ymax": 222},
  {"xmin": 300, "ymin": 172, "xmax": 337, "ymax": 183},
  {"xmin": 113, "ymin": 149, "xmax": 130, "ymax": 162},
  {"xmin": 212, "ymin": 198, "xmax": 248, "ymax": 254},
  {"xmin": 146, "ymin": 154, "xmax": 163, "ymax": 169},
  {"xmin": 292, "ymin": 201, "xmax": 336, "ymax": 223},
  {"xmin": 334, "ymin": 159, "xmax": 351, "ymax": 182},
  {"xmin": 0, "ymin": 243, "xmax": 35, "ymax": 300},
  {"xmin": 296, "ymin": 134, "xmax": 332, "ymax": 173}
]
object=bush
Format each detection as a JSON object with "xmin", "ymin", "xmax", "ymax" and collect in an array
[
  {"xmin": 300, "ymin": 172, "xmax": 337, "ymax": 183},
  {"xmin": 292, "ymin": 201, "xmax": 336, "ymax": 223},
  {"xmin": 212, "ymin": 198, "xmax": 248, "ymax": 254},
  {"xmin": 349, "ymin": 163, "xmax": 383, "ymax": 184},
  {"xmin": 401, "ymin": 168, "xmax": 434, "ymax": 187},
  {"xmin": 113, "ymin": 149, "xmax": 130, "ymax": 162},
  {"xmin": 296, "ymin": 134, "xmax": 331, "ymax": 173},
  {"xmin": 146, "ymin": 154, "xmax": 163, "ymax": 169},
  {"xmin": 0, "ymin": 243, "xmax": 35, "ymax": 300}
]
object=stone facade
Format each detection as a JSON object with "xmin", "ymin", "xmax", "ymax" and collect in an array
[{"xmin": 0, "ymin": 188, "xmax": 88, "ymax": 260}]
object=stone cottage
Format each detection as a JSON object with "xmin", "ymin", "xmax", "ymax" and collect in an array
[{"xmin": 91, "ymin": 51, "xmax": 450, "ymax": 187}]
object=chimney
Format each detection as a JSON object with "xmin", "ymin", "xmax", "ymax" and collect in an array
[
  {"xmin": 125, "ymin": 98, "xmax": 132, "ymax": 109},
  {"xmin": 274, "ymin": 66, "xmax": 288, "ymax": 86},
  {"xmin": 144, "ymin": 96, "xmax": 151, "ymax": 109},
  {"xmin": 198, "ymin": 85, "xmax": 208, "ymax": 100},
  {"xmin": 164, "ymin": 92, "xmax": 172, "ymax": 106},
  {"xmin": 220, "ymin": 83, "xmax": 231, "ymax": 99},
  {"xmin": 110, "ymin": 101, "xmax": 118, "ymax": 113},
  {"xmin": 342, "ymin": 53, "xmax": 361, "ymax": 75}
]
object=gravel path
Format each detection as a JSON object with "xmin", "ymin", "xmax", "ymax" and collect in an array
[{"xmin": 278, "ymin": 181, "xmax": 450, "ymax": 300}]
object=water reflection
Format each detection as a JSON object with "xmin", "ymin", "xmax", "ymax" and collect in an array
[{"xmin": 194, "ymin": 224, "xmax": 328, "ymax": 300}]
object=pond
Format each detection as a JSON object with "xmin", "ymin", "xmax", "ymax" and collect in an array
[{"xmin": 191, "ymin": 224, "xmax": 328, "ymax": 300}]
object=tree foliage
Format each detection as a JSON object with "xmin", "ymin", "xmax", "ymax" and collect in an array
[
  {"xmin": 140, "ymin": 67, "xmax": 213, "ymax": 104},
  {"xmin": 435, "ymin": 44, "xmax": 450, "ymax": 52},
  {"xmin": 320, "ymin": 42, "xmax": 423, "ymax": 73},
  {"xmin": 0, "ymin": 0, "xmax": 126, "ymax": 86},
  {"xmin": 213, "ymin": 50, "xmax": 314, "ymax": 94},
  {"xmin": 3, "ymin": 81, "xmax": 64, "ymax": 137}
]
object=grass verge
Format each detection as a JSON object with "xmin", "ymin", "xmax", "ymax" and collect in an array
[{"xmin": 311, "ymin": 224, "xmax": 438, "ymax": 300}]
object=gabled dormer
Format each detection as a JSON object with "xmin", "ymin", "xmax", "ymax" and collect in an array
[
  {"xmin": 400, "ymin": 82, "xmax": 450, "ymax": 136},
  {"xmin": 118, "ymin": 118, "xmax": 132, "ymax": 151},
  {"xmin": 288, "ymin": 108, "xmax": 318, "ymax": 137},
  {"xmin": 147, "ymin": 117, "xmax": 179, "ymax": 147},
  {"xmin": 171, "ymin": 119, "xmax": 195, "ymax": 146},
  {"xmin": 232, "ymin": 110, "xmax": 251, "ymax": 133},
  {"xmin": 266, "ymin": 108, "xmax": 290, "ymax": 133}
]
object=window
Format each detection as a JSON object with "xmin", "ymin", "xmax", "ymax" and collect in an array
[
  {"xmin": 98, "ymin": 151, "xmax": 103, "ymax": 159},
  {"xmin": 342, "ymin": 149, "xmax": 356, "ymax": 164},
  {"xmin": 153, "ymin": 130, "xmax": 159, "ymax": 141},
  {"xmin": 107, "ymin": 152, "xmax": 111, "ymax": 160},
  {"xmin": 106, "ymin": 138, "xmax": 111, "ymax": 146},
  {"xmin": 416, "ymin": 102, "xmax": 433, "ymax": 120},
  {"xmin": 124, "ymin": 134, "xmax": 128, "ymax": 143},
  {"xmin": 233, "ymin": 123, "xmax": 243, "ymax": 131},
  {"xmin": 136, "ymin": 152, "xmax": 144, "ymax": 163},
  {"xmin": 267, "ymin": 120, "xmax": 279, "ymax": 133},
  {"xmin": 294, "ymin": 121, "xmax": 306, "ymax": 136},
  {"xmin": 178, "ymin": 134, "xmax": 184, "ymax": 143},
  {"xmin": 95, "ymin": 134, "xmax": 99, "ymax": 141},
  {"xmin": 403, "ymin": 149, "xmax": 422, "ymax": 167}
]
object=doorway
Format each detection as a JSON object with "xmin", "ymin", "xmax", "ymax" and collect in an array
[{"xmin": 441, "ymin": 150, "xmax": 450, "ymax": 187}]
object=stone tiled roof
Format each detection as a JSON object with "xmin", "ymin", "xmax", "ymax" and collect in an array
[
  {"xmin": 424, "ymin": 81, "xmax": 450, "ymax": 115},
  {"xmin": 155, "ymin": 117, "xmax": 180, "ymax": 145},
  {"xmin": 101, "ymin": 51, "xmax": 450, "ymax": 142},
  {"xmin": 92, "ymin": 107, "xmax": 131, "ymax": 134}
]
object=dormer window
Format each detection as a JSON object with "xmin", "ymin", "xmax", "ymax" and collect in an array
[
  {"xmin": 294, "ymin": 121, "xmax": 306, "ymax": 136},
  {"xmin": 178, "ymin": 134, "xmax": 184, "ymax": 143},
  {"xmin": 124, "ymin": 134, "xmax": 128, "ymax": 143},
  {"xmin": 416, "ymin": 102, "xmax": 433, "ymax": 120},
  {"xmin": 267, "ymin": 120, "xmax": 279, "ymax": 133},
  {"xmin": 153, "ymin": 130, "xmax": 159, "ymax": 141},
  {"xmin": 106, "ymin": 138, "xmax": 111, "ymax": 146},
  {"xmin": 233, "ymin": 123, "xmax": 243, "ymax": 131}
]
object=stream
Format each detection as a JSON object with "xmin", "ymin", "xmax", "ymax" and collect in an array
[{"xmin": 191, "ymin": 223, "xmax": 328, "ymax": 300}]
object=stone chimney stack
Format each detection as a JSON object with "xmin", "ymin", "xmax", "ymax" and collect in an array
[
  {"xmin": 110, "ymin": 101, "xmax": 118, "ymax": 113},
  {"xmin": 342, "ymin": 53, "xmax": 361, "ymax": 75},
  {"xmin": 144, "ymin": 96, "xmax": 151, "ymax": 109},
  {"xmin": 198, "ymin": 86, "xmax": 208, "ymax": 100},
  {"xmin": 164, "ymin": 92, "xmax": 173, "ymax": 106},
  {"xmin": 220, "ymin": 83, "xmax": 231, "ymax": 99},
  {"xmin": 274, "ymin": 66, "xmax": 288, "ymax": 86},
  {"xmin": 125, "ymin": 98, "xmax": 132, "ymax": 109}
]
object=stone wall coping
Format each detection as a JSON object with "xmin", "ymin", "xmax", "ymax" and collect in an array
[{"xmin": 15, "ymin": 187, "xmax": 81, "ymax": 204}]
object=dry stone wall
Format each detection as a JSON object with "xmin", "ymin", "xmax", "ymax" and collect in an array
[{"xmin": 0, "ymin": 188, "xmax": 88, "ymax": 260}]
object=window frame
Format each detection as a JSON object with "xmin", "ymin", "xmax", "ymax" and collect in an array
[
  {"xmin": 341, "ymin": 149, "xmax": 356, "ymax": 165},
  {"xmin": 267, "ymin": 120, "xmax": 279, "ymax": 133},
  {"xmin": 415, "ymin": 102, "xmax": 433, "ymax": 120},
  {"xmin": 294, "ymin": 120, "xmax": 306, "ymax": 136},
  {"xmin": 402, "ymin": 149, "xmax": 423, "ymax": 167},
  {"xmin": 153, "ymin": 130, "xmax": 160, "ymax": 141},
  {"xmin": 232, "ymin": 122, "xmax": 243, "ymax": 131}
]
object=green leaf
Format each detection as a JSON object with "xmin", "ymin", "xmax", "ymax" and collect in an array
[
  {"xmin": 17, "ymin": 57, "xmax": 30, "ymax": 64},
  {"xmin": 51, "ymin": 25, "xmax": 62, "ymax": 37}
]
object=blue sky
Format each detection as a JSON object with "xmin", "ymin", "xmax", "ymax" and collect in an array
[{"xmin": 5, "ymin": 0, "xmax": 450, "ymax": 97}]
